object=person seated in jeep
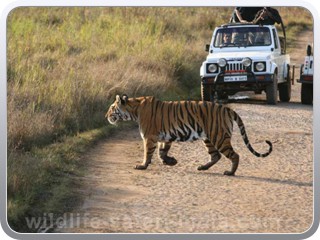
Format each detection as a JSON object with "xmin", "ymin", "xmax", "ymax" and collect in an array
[
  {"xmin": 254, "ymin": 31, "xmax": 271, "ymax": 45},
  {"xmin": 222, "ymin": 32, "xmax": 232, "ymax": 44},
  {"xmin": 232, "ymin": 32, "xmax": 254, "ymax": 46},
  {"xmin": 215, "ymin": 27, "xmax": 270, "ymax": 47}
]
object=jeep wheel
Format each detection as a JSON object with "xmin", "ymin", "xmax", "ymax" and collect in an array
[
  {"xmin": 217, "ymin": 91, "xmax": 228, "ymax": 100},
  {"xmin": 279, "ymin": 67, "xmax": 291, "ymax": 102},
  {"xmin": 301, "ymin": 83, "xmax": 313, "ymax": 105},
  {"xmin": 266, "ymin": 72, "xmax": 278, "ymax": 105},
  {"xmin": 201, "ymin": 84, "xmax": 212, "ymax": 102}
]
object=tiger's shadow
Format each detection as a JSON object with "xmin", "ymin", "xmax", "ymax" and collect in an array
[{"xmin": 193, "ymin": 171, "xmax": 313, "ymax": 187}]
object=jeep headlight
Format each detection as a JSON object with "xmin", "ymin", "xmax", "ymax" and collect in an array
[
  {"xmin": 254, "ymin": 62, "xmax": 266, "ymax": 72},
  {"xmin": 207, "ymin": 63, "xmax": 218, "ymax": 73},
  {"xmin": 217, "ymin": 58, "xmax": 227, "ymax": 67},
  {"xmin": 242, "ymin": 57, "xmax": 252, "ymax": 67}
]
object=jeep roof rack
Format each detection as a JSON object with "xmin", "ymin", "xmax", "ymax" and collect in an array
[
  {"xmin": 221, "ymin": 23, "xmax": 255, "ymax": 27},
  {"xmin": 220, "ymin": 22, "xmax": 273, "ymax": 28}
]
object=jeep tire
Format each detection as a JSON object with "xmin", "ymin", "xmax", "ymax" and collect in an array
[
  {"xmin": 279, "ymin": 66, "xmax": 291, "ymax": 102},
  {"xmin": 301, "ymin": 83, "xmax": 313, "ymax": 105},
  {"xmin": 201, "ymin": 83, "xmax": 212, "ymax": 102},
  {"xmin": 266, "ymin": 73, "xmax": 278, "ymax": 105},
  {"xmin": 217, "ymin": 91, "xmax": 228, "ymax": 100}
]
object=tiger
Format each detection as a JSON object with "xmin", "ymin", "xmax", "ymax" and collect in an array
[{"xmin": 105, "ymin": 94, "xmax": 272, "ymax": 176}]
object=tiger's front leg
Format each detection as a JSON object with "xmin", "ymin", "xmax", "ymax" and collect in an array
[
  {"xmin": 135, "ymin": 137, "xmax": 157, "ymax": 170},
  {"xmin": 158, "ymin": 142, "xmax": 177, "ymax": 166}
]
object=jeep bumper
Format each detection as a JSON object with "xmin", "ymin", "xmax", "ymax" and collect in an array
[
  {"xmin": 201, "ymin": 72, "xmax": 274, "ymax": 92},
  {"xmin": 298, "ymin": 74, "xmax": 313, "ymax": 84}
]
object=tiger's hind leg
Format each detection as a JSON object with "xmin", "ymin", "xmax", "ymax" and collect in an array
[
  {"xmin": 158, "ymin": 142, "xmax": 177, "ymax": 166},
  {"xmin": 198, "ymin": 139, "xmax": 221, "ymax": 171},
  {"xmin": 219, "ymin": 144, "xmax": 239, "ymax": 176}
]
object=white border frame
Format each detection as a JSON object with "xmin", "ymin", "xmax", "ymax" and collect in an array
[{"xmin": 1, "ymin": 0, "xmax": 319, "ymax": 239}]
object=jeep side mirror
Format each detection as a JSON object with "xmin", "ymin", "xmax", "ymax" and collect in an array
[
  {"xmin": 307, "ymin": 45, "xmax": 312, "ymax": 56},
  {"xmin": 205, "ymin": 44, "xmax": 210, "ymax": 52}
]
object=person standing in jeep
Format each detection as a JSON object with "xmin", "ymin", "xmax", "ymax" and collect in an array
[
  {"xmin": 231, "ymin": 7, "xmax": 283, "ymax": 25},
  {"xmin": 231, "ymin": 7, "xmax": 264, "ymax": 23}
]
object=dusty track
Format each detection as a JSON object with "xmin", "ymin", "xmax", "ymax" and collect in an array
[{"xmin": 56, "ymin": 30, "xmax": 313, "ymax": 233}]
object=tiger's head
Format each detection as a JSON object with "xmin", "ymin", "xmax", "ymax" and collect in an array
[{"xmin": 106, "ymin": 94, "xmax": 132, "ymax": 125}]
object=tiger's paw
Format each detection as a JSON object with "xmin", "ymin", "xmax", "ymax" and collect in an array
[
  {"xmin": 223, "ymin": 171, "xmax": 235, "ymax": 176},
  {"xmin": 162, "ymin": 156, "xmax": 177, "ymax": 166},
  {"xmin": 197, "ymin": 165, "xmax": 209, "ymax": 171},
  {"xmin": 135, "ymin": 164, "xmax": 148, "ymax": 170}
]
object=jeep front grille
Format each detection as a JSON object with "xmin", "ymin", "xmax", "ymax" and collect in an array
[{"xmin": 226, "ymin": 62, "xmax": 246, "ymax": 71}]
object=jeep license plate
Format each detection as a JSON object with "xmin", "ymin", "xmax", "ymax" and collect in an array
[{"xmin": 224, "ymin": 76, "xmax": 247, "ymax": 82}]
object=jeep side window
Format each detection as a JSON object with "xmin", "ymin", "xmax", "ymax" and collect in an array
[{"xmin": 272, "ymin": 29, "xmax": 278, "ymax": 49}]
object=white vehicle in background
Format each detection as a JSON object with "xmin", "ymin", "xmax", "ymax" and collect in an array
[
  {"xmin": 200, "ymin": 23, "xmax": 293, "ymax": 105},
  {"xmin": 297, "ymin": 45, "xmax": 313, "ymax": 105}
]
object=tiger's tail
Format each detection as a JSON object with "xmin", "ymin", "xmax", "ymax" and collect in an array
[{"xmin": 233, "ymin": 110, "xmax": 272, "ymax": 157}]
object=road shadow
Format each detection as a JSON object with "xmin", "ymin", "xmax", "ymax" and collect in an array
[
  {"xmin": 194, "ymin": 171, "xmax": 313, "ymax": 187},
  {"xmin": 220, "ymin": 95, "xmax": 313, "ymax": 111},
  {"xmin": 233, "ymin": 174, "xmax": 313, "ymax": 187}
]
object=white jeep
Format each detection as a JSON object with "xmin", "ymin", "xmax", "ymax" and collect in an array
[
  {"xmin": 297, "ymin": 45, "xmax": 313, "ymax": 105},
  {"xmin": 200, "ymin": 23, "xmax": 292, "ymax": 104}
]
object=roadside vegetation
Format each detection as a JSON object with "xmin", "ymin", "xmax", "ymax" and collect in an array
[{"xmin": 7, "ymin": 7, "xmax": 312, "ymax": 232}]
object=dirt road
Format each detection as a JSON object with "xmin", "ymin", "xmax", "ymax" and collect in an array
[{"xmin": 57, "ymin": 30, "xmax": 313, "ymax": 233}]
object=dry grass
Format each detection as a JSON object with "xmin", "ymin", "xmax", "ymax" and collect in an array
[
  {"xmin": 7, "ymin": 98, "xmax": 55, "ymax": 151},
  {"xmin": 7, "ymin": 7, "xmax": 312, "ymax": 149}
]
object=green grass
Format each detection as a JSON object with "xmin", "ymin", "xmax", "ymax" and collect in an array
[
  {"xmin": 7, "ymin": 121, "xmax": 135, "ymax": 232},
  {"xmin": 7, "ymin": 6, "xmax": 313, "ymax": 232}
]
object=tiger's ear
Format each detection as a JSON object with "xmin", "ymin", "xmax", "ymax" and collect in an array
[
  {"xmin": 121, "ymin": 94, "xmax": 128, "ymax": 105},
  {"xmin": 115, "ymin": 95, "xmax": 121, "ymax": 103}
]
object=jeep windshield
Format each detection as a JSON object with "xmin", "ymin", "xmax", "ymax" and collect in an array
[{"xmin": 214, "ymin": 27, "xmax": 272, "ymax": 48}]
